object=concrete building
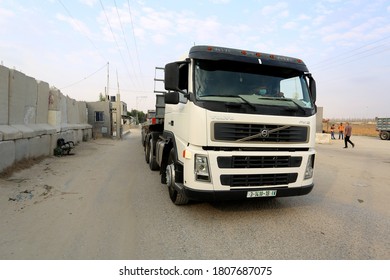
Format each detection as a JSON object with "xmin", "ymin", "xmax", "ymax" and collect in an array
[
  {"xmin": 87, "ymin": 101, "xmax": 112, "ymax": 138},
  {"xmin": 86, "ymin": 96, "xmax": 128, "ymax": 138}
]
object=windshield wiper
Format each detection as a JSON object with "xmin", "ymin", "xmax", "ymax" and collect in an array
[
  {"xmin": 266, "ymin": 97, "xmax": 306, "ymax": 115},
  {"xmin": 204, "ymin": 95, "xmax": 256, "ymax": 111}
]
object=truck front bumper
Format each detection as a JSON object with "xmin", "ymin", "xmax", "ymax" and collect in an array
[{"xmin": 174, "ymin": 182, "xmax": 314, "ymax": 202}]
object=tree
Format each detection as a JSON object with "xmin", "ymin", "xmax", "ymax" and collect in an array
[
  {"xmin": 98, "ymin": 92, "xmax": 106, "ymax": 101},
  {"xmin": 129, "ymin": 109, "xmax": 146, "ymax": 124}
]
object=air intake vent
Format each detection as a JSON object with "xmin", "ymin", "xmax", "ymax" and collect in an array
[
  {"xmin": 220, "ymin": 173, "xmax": 298, "ymax": 187},
  {"xmin": 217, "ymin": 156, "xmax": 302, "ymax": 168},
  {"xmin": 214, "ymin": 123, "xmax": 308, "ymax": 143}
]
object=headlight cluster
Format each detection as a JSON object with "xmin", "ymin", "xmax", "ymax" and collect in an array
[
  {"xmin": 304, "ymin": 154, "xmax": 315, "ymax": 180},
  {"xmin": 195, "ymin": 155, "xmax": 211, "ymax": 182}
]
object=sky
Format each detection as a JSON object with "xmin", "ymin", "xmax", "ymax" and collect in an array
[{"xmin": 1, "ymin": 0, "xmax": 390, "ymax": 119}]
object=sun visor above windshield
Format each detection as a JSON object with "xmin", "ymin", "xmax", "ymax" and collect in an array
[{"xmin": 189, "ymin": 45, "xmax": 309, "ymax": 73}]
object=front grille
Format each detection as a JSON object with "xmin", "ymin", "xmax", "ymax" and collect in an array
[
  {"xmin": 214, "ymin": 123, "xmax": 308, "ymax": 143},
  {"xmin": 220, "ymin": 173, "xmax": 298, "ymax": 187},
  {"xmin": 217, "ymin": 156, "xmax": 302, "ymax": 168}
]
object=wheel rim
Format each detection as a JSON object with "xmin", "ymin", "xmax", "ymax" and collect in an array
[
  {"xmin": 166, "ymin": 163, "xmax": 176, "ymax": 199},
  {"xmin": 145, "ymin": 140, "xmax": 150, "ymax": 162},
  {"xmin": 149, "ymin": 139, "xmax": 153, "ymax": 163},
  {"xmin": 380, "ymin": 132, "xmax": 389, "ymax": 140}
]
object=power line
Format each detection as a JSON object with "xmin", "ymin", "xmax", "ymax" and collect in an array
[
  {"xmin": 113, "ymin": 0, "xmax": 140, "ymax": 88},
  {"xmin": 318, "ymin": 47, "xmax": 390, "ymax": 85},
  {"xmin": 99, "ymin": 0, "xmax": 133, "ymax": 86},
  {"xmin": 310, "ymin": 34, "xmax": 390, "ymax": 70},
  {"xmin": 60, "ymin": 63, "xmax": 108, "ymax": 89},
  {"xmin": 126, "ymin": 0, "xmax": 144, "ymax": 89},
  {"xmin": 57, "ymin": 0, "xmax": 107, "ymax": 62},
  {"xmin": 313, "ymin": 43, "xmax": 390, "ymax": 72}
]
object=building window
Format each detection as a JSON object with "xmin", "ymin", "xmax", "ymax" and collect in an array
[{"xmin": 95, "ymin": 111, "xmax": 104, "ymax": 122}]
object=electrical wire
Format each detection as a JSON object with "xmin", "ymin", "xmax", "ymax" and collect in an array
[
  {"xmin": 60, "ymin": 63, "xmax": 108, "ymax": 89},
  {"xmin": 310, "ymin": 34, "xmax": 390, "ymax": 71},
  {"xmin": 127, "ymin": 0, "xmax": 144, "ymax": 89},
  {"xmin": 113, "ymin": 0, "xmax": 140, "ymax": 88},
  {"xmin": 57, "ymin": 0, "xmax": 107, "ymax": 62},
  {"xmin": 99, "ymin": 0, "xmax": 133, "ymax": 86}
]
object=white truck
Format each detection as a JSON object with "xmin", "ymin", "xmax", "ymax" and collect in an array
[
  {"xmin": 376, "ymin": 118, "xmax": 390, "ymax": 140},
  {"xmin": 142, "ymin": 45, "xmax": 317, "ymax": 205}
]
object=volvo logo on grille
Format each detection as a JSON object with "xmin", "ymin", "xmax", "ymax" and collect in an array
[
  {"xmin": 235, "ymin": 125, "xmax": 292, "ymax": 142},
  {"xmin": 260, "ymin": 129, "xmax": 269, "ymax": 138}
]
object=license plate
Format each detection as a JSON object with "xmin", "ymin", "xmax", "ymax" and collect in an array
[{"xmin": 247, "ymin": 190, "xmax": 277, "ymax": 198}]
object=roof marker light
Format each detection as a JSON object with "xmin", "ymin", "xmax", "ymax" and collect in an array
[{"xmin": 241, "ymin": 50, "xmax": 247, "ymax": 55}]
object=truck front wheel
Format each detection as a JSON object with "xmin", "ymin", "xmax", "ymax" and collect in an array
[
  {"xmin": 380, "ymin": 131, "xmax": 390, "ymax": 140},
  {"xmin": 166, "ymin": 149, "xmax": 189, "ymax": 205}
]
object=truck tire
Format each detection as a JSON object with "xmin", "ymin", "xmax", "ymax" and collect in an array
[
  {"xmin": 141, "ymin": 129, "xmax": 145, "ymax": 146},
  {"xmin": 166, "ymin": 149, "xmax": 189, "ymax": 205},
  {"xmin": 145, "ymin": 137, "xmax": 150, "ymax": 163},
  {"xmin": 379, "ymin": 131, "xmax": 390, "ymax": 140},
  {"xmin": 148, "ymin": 138, "xmax": 159, "ymax": 171}
]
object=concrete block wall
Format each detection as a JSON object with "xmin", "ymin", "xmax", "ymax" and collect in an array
[
  {"xmin": 36, "ymin": 81, "xmax": 49, "ymax": 124},
  {"xmin": 0, "ymin": 66, "xmax": 92, "ymax": 173},
  {"xmin": 0, "ymin": 65, "xmax": 9, "ymax": 125}
]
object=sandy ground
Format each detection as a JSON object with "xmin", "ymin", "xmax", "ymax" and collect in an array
[
  {"xmin": 0, "ymin": 134, "xmax": 138, "ymax": 259},
  {"xmin": 0, "ymin": 130, "xmax": 389, "ymax": 260}
]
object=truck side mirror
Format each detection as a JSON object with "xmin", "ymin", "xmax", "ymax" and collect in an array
[
  {"xmin": 306, "ymin": 74, "xmax": 316, "ymax": 104},
  {"xmin": 165, "ymin": 61, "xmax": 188, "ymax": 92},
  {"xmin": 165, "ymin": 91, "xmax": 180, "ymax": 104},
  {"xmin": 310, "ymin": 78, "xmax": 316, "ymax": 104},
  {"xmin": 165, "ymin": 62, "xmax": 180, "ymax": 91}
]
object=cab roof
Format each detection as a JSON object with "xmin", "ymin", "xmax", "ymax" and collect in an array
[{"xmin": 188, "ymin": 45, "xmax": 309, "ymax": 73}]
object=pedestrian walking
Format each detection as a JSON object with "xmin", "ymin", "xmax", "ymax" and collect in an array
[
  {"xmin": 330, "ymin": 124, "xmax": 336, "ymax": 139},
  {"xmin": 338, "ymin": 122, "xmax": 344, "ymax": 140},
  {"xmin": 343, "ymin": 122, "xmax": 355, "ymax": 148}
]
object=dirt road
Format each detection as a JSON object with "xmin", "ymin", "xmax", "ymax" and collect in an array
[
  {"xmin": 0, "ymin": 129, "xmax": 389, "ymax": 259},
  {"xmin": 0, "ymin": 134, "xmax": 140, "ymax": 259}
]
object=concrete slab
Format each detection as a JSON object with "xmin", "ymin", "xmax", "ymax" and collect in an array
[
  {"xmin": 15, "ymin": 138, "xmax": 29, "ymax": 162},
  {"xmin": 0, "ymin": 141, "xmax": 15, "ymax": 173},
  {"xmin": 48, "ymin": 110, "xmax": 61, "ymax": 129},
  {"xmin": 67, "ymin": 96, "xmax": 78, "ymax": 124},
  {"xmin": 58, "ymin": 130, "xmax": 75, "ymax": 143},
  {"xmin": 0, "ymin": 65, "xmax": 9, "ymax": 125},
  {"xmin": 11, "ymin": 124, "xmax": 37, "ymax": 138},
  {"xmin": 36, "ymin": 81, "xmax": 49, "ymax": 124},
  {"xmin": 29, "ymin": 135, "xmax": 50, "ymax": 158},
  {"xmin": 78, "ymin": 102, "xmax": 88, "ymax": 124},
  {"xmin": 28, "ymin": 124, "xmax": 56, "ymax": 135},
  {"xmin": 316, "ymin": 133, "xmax": 331, "ymax": 144},
  {"xmin": 0, "ymin": 125, "xmax": 23, "ymax": 140},
  {"xmin": 9, "ymin": 69, "xmax": 27, "ymax": 125},
  {"xmin": 48, "ymin": 87, "xmax": 60, "ymax": 111},
  {"xmin": 60, "ymin": 93, "xmax": 67, "ymax": 125},
  {"xmin": 24, "ymin": 75, "xmax": 37, "ymax": 124}
]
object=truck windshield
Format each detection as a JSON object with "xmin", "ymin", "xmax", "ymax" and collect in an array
[{"xmin": 194, "ymin": 59, "xmax": 314, "ymax": 113}]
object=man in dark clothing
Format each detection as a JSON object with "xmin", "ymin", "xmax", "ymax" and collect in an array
[{"xmin": 344, "ymin": 122, "xmax": 355, "ymax": 148}]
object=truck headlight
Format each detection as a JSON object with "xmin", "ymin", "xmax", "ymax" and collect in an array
[
  {"xmin": 304, "ymin": 154, "xmax": 315, "ymax": 180},
  {"xmin": 195, "ymin": 154, "xmax": 211, "ymax": 182}
]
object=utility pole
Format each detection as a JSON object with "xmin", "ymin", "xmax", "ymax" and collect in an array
[
  {"xmin": 106, "ymin": 62, "xmax": 110, "ymax": 99},
  {"xmin": 116, "ymin": 69, "xmax": 121, "ymax": 140}
]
